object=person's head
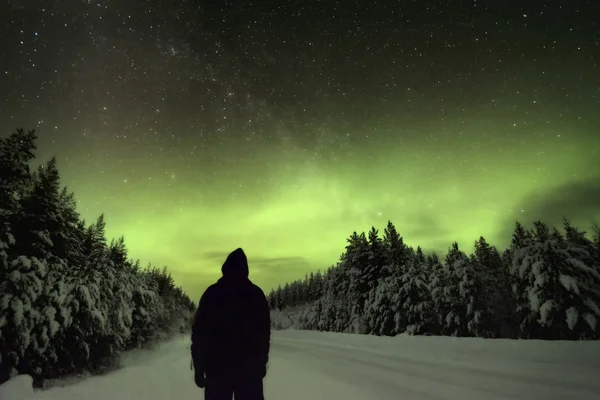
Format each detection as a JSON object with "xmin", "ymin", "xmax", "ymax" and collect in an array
[{"xmin": 221, "ymin": 247, "xmax": 249, "ymax": 279}]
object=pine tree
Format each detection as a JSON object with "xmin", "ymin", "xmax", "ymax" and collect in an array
[
  {"xmin": 382, "ymin": 221, "xmax": 408, "ymax": 277},
  {"xmin": 593, "ymin": 225, "xmax": 600, "ymax": 286},
  {"xmin": 0, "ymin": 130, "xmax": 37, "ymax": 330},
  {"xmin": 322, "ymin": 265, "xmax": 352, "ymax": 332},
  {"xmin": 275, "ymin": 286, "xmax": 283, "ymax": 311},
  {"xmin": 267, "ymin": 289, "xmax": 276, "ymax": 310},
  {"xmin": 399, "ymin": 247, "xmax": 434, "ymax": 335},
  {"xmin": 0, "ymin": 256, "xmax": 50, "ymax": 382},
  {"xmin": 561, "ymin": 220, "xmax": 600, "ymax": 338},
  {"xmin": 472, "ymin": 237, "xmax": 515, "ymax": 337},
  {"xmin": 508, "ymin": 221, "xmax": 535, "ymax": 337},
  {"xmin": 341, "ymin": 231, "xmax": 370, "ymax": 332},
  {"xmin": 0, "ymin": 129, "xmax": 37, "ymax": 217},
  {"xmin": 510, "ymin": 221, "xmax": 599, "ymax": 339},
  {"xmin": 364, "ymin": 277, "xmax": 399, "ymax": 336},
  {"xmin": 361, "ymin": 227, "xmax": 387, "ymax": 333},
  {"xmin": 433, "ymin": 242, "xmax": 464, "ymax": 335}
]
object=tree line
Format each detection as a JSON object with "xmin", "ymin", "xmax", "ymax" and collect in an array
[
  {"xmin": 267, "ymin": 220, "xmax": 600, "ymax": 340},
  {"xmin": 0, "ymin": 129, "xmax": 196, "ymax": 387}
]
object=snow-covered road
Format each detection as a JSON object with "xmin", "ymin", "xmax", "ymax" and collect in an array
[
  {"xmin": 272, "ymin": 332, "xmax": 600, "ymax": 400},
  {"xmin": 2, "ymin": 330, "xmax": 600, "ymax": 400}
]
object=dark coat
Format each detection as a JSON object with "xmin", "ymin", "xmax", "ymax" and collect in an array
[{"xmin": 191, "ymin": 248, "xmax": 271, "ymax": 383}]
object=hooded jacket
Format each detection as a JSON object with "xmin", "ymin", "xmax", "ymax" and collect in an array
[{"xmin": 191, "ymin": 248, "xmax": 271, "ymax": 382}]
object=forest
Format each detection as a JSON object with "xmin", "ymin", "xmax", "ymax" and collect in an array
[
  {"xmin": 267, "ymin": 218, "xmax": 600, "ymax": 340},
  {"xmin": 0, "ymin": 129, "xmax": 196, "ymax": 387}
]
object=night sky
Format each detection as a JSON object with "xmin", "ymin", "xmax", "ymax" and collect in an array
[{"xmin": 1, "ymin": 0, "xmax": 599, "ymax": 300}]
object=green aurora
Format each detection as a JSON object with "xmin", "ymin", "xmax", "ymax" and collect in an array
[
  {"xmin": 31, "ymin": 117, "xmax": 600, "ymax": 302},
  {"xmin": 2, "ymin": 2, "xmax": 600, "ymax": 301}
]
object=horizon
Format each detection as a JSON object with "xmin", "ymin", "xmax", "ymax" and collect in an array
[{"xmin": 25, "ymin": 149, "xmax": 600, "ymax": 301}]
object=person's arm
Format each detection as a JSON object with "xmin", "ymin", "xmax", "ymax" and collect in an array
[
  {"xmin": 191, "ymin": 289, "xmax": 210, "ymax": 372},
  {"xmin": 258, "ymin": 289, "xmax": 271, "ymax": 372}
]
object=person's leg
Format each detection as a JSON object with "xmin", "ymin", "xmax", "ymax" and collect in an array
[
  {"xmin": 234, "ymin": 379, "xmax": 264, "ymax": 400},
  {"xmin": 205, "ymin": 379, "xmax": 234, "ymax": 400}
]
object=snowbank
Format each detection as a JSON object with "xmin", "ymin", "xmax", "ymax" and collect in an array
[{"xmin": 0, "ymin": 375, "xmax": 34, "ymax": 400}]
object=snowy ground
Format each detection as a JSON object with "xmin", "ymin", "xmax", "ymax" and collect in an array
[{"xmin": 2, "ymin": 330, "xmax": 600, "ymax": 400}]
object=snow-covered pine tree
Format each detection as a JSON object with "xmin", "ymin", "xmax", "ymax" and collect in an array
[
  {"xmin": 450, "ymin": 242, "xmax": 485, "ymax": 336},
  {"xmin": 289, "ymin": 281, "xmax": 300, "ymax": 307},
  {"xmin": 267, "ymin": 289, "xmax": 276, "ymax": 310},
  {"xmin": 361, "ymin": 227, "xmax": 387, "ymax": 334},
  {"xmin": 58, "ymin": 215, "xmax": 112, "ymax": 373},
  {"xmin": 560, "ymin": 220, "xmax": 600, "ymax": 339},
  {"xmin": 457, "ymin": 254, "xmax": 489, "ymax": 337},
  {"xmin": 1, "ymin": 154, "xmax": 78, "ymax": 384},
  {"xmin": 321, "ymin": 265, "xmax": 352, "ymax": 332},
  {"xmin": 429, "ymin": 257, "xmax": 451, "ymax": 336},
  {"xmin": 338, "ymin": 231, "xmax": 370, "ymax": 332},
  {"xmin": 313, "ymin": 300, "xmax": 324, "ymax": 331},
  {"xmin": 305, "ymin": 271, "xmax": 324, "ymax": 304},
  {"xmin": 34, "ymin": 258, "xmax": 72, "ymax": 380},
  {"xmin": 398, "ymin": 247, "xmax": 435, "ymax": 335},
  {"xmin": 508, "ymin": 221, "xmax": 535, "ymax": 338},
  {"xmin": 472, "ymin": 237, "xmax": 516, "ymax": 337},
  {"xmin": 436, "ymin": 242, "xmax": 466, "ymax": 335},
  {"xmin": 314, "ymin": 270, "xmax": 325, "ymax": 298},
  {"xmin": 281, "ymin": 282, "xmax": 291, "ymax": 309},
  {"xmin": 0, "ymin": 130, "xmax": 38, "ymax": 382},
  {"xmin": 274, "ymin": 285, "xmax": 283, "ymax": 311},
  {"xmin": 382, "ymin": 221, "xmax": 408, "ymax": 278},
  {"xmin": 593, "ymin": 225, "xmax": 600, "ymax": 291},
  {"xmin": 0, "ymin": 129, "xmax": 37, "ymax": 221},
  {"xmin": 364, "ymin": 275, "xmax": 400, "ymax": 336},
  {"xmin": 14, "ymin": 158, "xmax": 62, "ymax": 262},
  {"xmin": 426, "ymin": 252, "xmax": 440, "ymax": 268},
  {"xmin": 129, "ymin": 269, "xmax": 160, "ymax": 348},
  {"xmin": 511, "ymin": 221, "xmax": 600, "ymax": 339},
  {"xmin": 0, "ymin": 256, "xmax": 49, "ymax": 383},
  {"xmin": 104, "ymin": 238, "xmax": 135, "ymax": 354}
]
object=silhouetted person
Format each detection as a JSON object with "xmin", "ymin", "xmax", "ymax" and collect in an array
[{"xmin": 191, "ymin": 248, "xmax": 271, "ymax": 400}]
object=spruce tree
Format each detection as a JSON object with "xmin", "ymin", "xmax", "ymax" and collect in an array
[
  {"xmin": 341, "ymin": 231, "xmax": 370, "ymax": 332},
  {"xmin": 472, "ymin": 237, "xmax": 515, "ymax": 337},
  {"xmin": 436, "ymin": 242, "xmax": 465, "ymax": 335},
  {"xmin": 399, "ymin": 247, "xmax": 434, "ymax": 335},
  {"xmin": 0, "ymin": 129, "xmax": 37, "ymax": 218},
  {"xmin": 382, "ymin": 221, "xmax": 408, "ymax": 277},
  {"xmin": 511, "ymin": 221, "xmax": 599, "ymax": 339}
]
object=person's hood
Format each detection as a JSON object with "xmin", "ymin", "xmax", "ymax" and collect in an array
[{"xmin": 221, "ymin": 247, "xmax": 249, "ymax": 278}]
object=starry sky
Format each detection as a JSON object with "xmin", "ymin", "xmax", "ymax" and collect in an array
[{"xmin": 1, "ymin": 0, "xmax": 599, "ymax": 300}]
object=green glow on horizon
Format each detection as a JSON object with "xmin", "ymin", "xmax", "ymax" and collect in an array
[{"xmin": 41, "ymin": 121, "xmax": 599, "ymax": 302}]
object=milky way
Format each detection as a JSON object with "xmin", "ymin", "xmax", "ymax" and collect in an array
[{"xmin": 1, "ymin": 0, "xmax": 599, "ymax": 299}]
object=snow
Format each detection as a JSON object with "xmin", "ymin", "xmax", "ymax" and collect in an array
[
  {"xmin": 42, "ymin": 307, "xmax": 60, "ymax": 337},
  {"xmin": 566, "ymin": 307, "xmax": 579, "ymax": 330},
  {"xmin": 583, "ymin": 312, "xmax": 597, "ymax": 331},
  {"xmin": 539, "ymin": 299, "xmax": 556, "ymax": 325},
  {"xmin": 2, "ymin": 330, "xmax": 600, "ymax": 400},
  {"xmin": 558, "ymin": 274, "xmax": 579, "ymax": 294},
  {"xmin": 11, "ymin": 298, "xmax": 25, "ymax": 327},
  {"xmin": 14, "ymin": 256, "xmax": 32, "ymax": 269},
  {"xmin": 0, "ymin": 375, "xmax": 34, "ymax": 400}
]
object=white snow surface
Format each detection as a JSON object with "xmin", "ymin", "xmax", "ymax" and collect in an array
[{"xmin": 1, "ymin": 330, "xmax": 600, "ymax": 400}]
